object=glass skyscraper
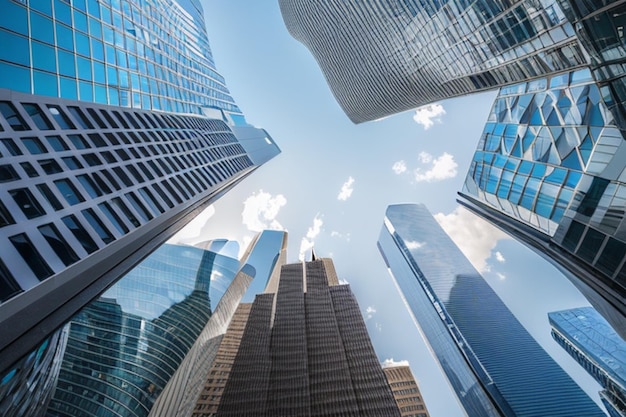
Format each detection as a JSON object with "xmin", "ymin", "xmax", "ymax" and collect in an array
[
  {"xmin": 378, "ymin": 203, "xmax": 604, "ymax": 417},
  {"xmin": 42, "ymin": 230, "xmax": 287, "ymax": 417},
  {"xmin": 549, "ymin": 306, "xmax": 626, "ymax": 417},
  {"xmin": 279, "ymin": 0, "xmax": 586, "ymax": 123},
  {"xmin": 0, "ymin": 0, "xmax": 280, "ymax": 374}
]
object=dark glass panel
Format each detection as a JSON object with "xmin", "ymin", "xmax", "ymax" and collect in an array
[
  {"xmin": 62, "ymin": 214, "xmax": 98, "ymax": 254},
  {"xmin": 38, "ymin": 223, "xmax": 80, "ymax": 266},
  {"xmin": 37, "ymin": 183, "xmax": 64, "ymax": 211},
  {"xmin": 0, "ymin": 102, "xmax": 30, "ymax": 131},
  {"xmin": 0, "ymin": 258, "xmax": 21, "ymax": 302},
  {"xmin": 82, "ymin": 208, "xmax": 114, "ymax": 244},
  {"xmin": 9, "ymin": 233, "xmax": 54, "ymax": 280},
  {"xmin": 10, "ymin": 188, "xmax": 46, "ymax": 219},
  {"xmin": 22, "ymin": 103, "xmax": 53, "ymax": 130}
]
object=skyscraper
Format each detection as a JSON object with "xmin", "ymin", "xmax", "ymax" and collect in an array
[
  {"xmin": 378, "ymin": 203, "xmax": 604, "ymax": 416},
  {"xmin": 278, "ymin": 0, "xmax": 586, "ymax": 123},
  {"xmin": 382, "ymin": 364, "xmax": 431, "ymax": 417},
  {"xmin": 549, "ymin": 306, "xmax": 626, "ymax": 417},
  {"xmin": 43, "ymin": 230, "xmax": 287, "ymax": 417},
  {"xmin": 215, "ymin": 258, "xmax": 402, "ymax": 417},
  {"xmin": 0, "ymin": 0, "xmax": 280, "ymax": 373}
]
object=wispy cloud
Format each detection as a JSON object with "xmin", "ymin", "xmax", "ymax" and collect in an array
[
  {"xmin": 495, "ymin": 251, "xmax": 506, "ymax": 263},
  {"xmin": 365, "ymin": 306, "xmax": 377, "ymax": 320},
  {"xmin": 413, "ymin": 103, "xmax": 446, "ymax": 130},
  {"xmin": 392, "ymin": 160, "xmax": 407, "ymax": 174},
  {"xmin": 299, "ymin": 214, "xmax": 323, "ymax": 260},
  {"xmin": 381, "ymin": 358, "xmax": 410, "ymax": 368},
  {"xmin": 405, "ymin": 240, "xmax": 424, "ymax": 250},
  {"xmin": 414, "ymin": 152, "xmax": 458, "ymax": 182},
  {"xmin": 331, "ymin": 231, "xmax": 351, "ymax": 242},
  {"xmin": 241, "ymin": 190, "xmax": 286, "ymax": 232},
  {"xmin": 434, "ymin": 206, "xmax": 509, "ymax": 272},
  {"xmin": 497, "ymin": 272, "xmax": 506, "ymax": 280},
  {"xmin": 337, "ymin": 176, "xmax": 355, "ymax": 201}
]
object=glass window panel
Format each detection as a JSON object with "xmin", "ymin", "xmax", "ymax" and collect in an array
[
  {"xmin": 54, "ymin": 178, "xmax": 85, "ymax": 205},
  {"xmin": 21, "ymin": 137, "xmax": 47, "ymax": 154},
  {"xmin": 125, "ymin": 192, "xmax": 152, "ymax": 221},
  {"xmin": 54, "ymin": 0, "xmax": 72, "ymax": 26},
  {"xmin": 577, "ymin": 228, "xmax": 605, "ymax": 264},
  {"xmin": 77, "ymin": 174, "xmax": 102, "ymax": 198},
  {"xmin": 9, "ymin": 233, "xmax": 54, "ymax": 280},
  {"xmin": 11, "ymin": 183, "xmax": 44, "ymax": 215},
  {"xmin": 83, "ymin": 153, "xmax": 102, "ymax": 166},
  {"xmin": 39, "ymin": 159, "xmax": 63, "ymax": 175},
  {"xmin": 79, "ymin": 80, "xmax": 93, "ymax": 101},
  {"xmin": 67, "ymin": 106, "xmax": 94, "ymax": 129},
  {"xmin": 82, "ymin": 208, "xmax": 114, "ymax": 244},
  {"xmin": 0, "ymin": 1, "xmax": 28, "ymax": 35},
  {"xmin": 55, "ymin": 22, "xmax": 74, "ymax": 52},
  {"xmin": 0, "ymin": 62, "xmax": 31, "ymax": 94},
  {"xmin": 73, "ymin": 10, "xmax": 88, "ymax": 33},
  {"xmin": 22, "ymin": 104, "xmax": 53, "ymax": 130},
  {"xmin": 62, "ymin": 214, "xmax": 98, "ymax": 254},
  {"xmin": 0, "ymin": 164, "xmax": 20, "ymax": 182},
  {"xmin": 0, "ymin": 200, "xmax": 15, "ymax": 228},
  {"xmin": 33, "ymin": 70, "xmax": 59, "ymax": 97},
  {"xmin": 1, "ymin": 138, "xmax": 22, "ymax": 155},
  {"xmin": 0, "ymin": 258, "xmax": 21, "ymax": 302},
  {"xmin": 0, "ymin": 29, "xmax": 30, "ymax": 67},
  {"xmin": 0, "ymin": 102, "xmax": 30, "ymax": 131},
  {"xmin": 45, "ymin": 135, "xmax": 69, "ymax": 151},
  {"xmin": 596, "ymin": 237, "xmax": 626, "ymax": 278},
  {"xmin": 38, "ymin": 223, "xmax": 80, "ymax": 266},
  {"xmin": 36, "ymin": 183, "xmax": 64, "ymax": 211},
  {"xmin": 111, "ymin": 196, "xmax": 140, "ymax": 227},
  {"xmin": 47, "ymin": 106, "xmax": 75, "ymax": 129},
  {"xmin": 30, "ymin": 13, "xmax": 54, "ymax": 44},
  {"xmin": 68, "ymin": 134, "xmax": 90, "ymax": 149},
  {"xmin": 59, "ymin": 77, "xmax": 78, "ymax": 100},
  {"xmin": 91, "ymin": 172, "xmax": 111, "ymax": 194},
  {"xmin": 138, "ymin": 187, "xmax": 164, "ymax": 214},
  {"xmin": 58, "ymin": 50, "xmax": 76, "ymax": 77},
  {"xmin": 62, "ymin": 156, "xmax": 83, "ymax": 170},
  {"xmin": 98, "ymin": 202, "xmax": 128, "ymax": 234},
  {"xmin": 32, "ymin": 0, "xmax": 52, "ymax": 15},
  {"xmin": 20, "ymin": 162, "xmax": 39, "ymax": 177},
  {"xmin": 76, "ymin": 56, "xmax": 92, "ymax": 81}
]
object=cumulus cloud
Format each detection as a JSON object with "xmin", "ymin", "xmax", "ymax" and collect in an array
[
  {"xmin": 392, "ymin": 160, "xmax": 407, "ymax": 174},
  {"xmin": 405, "ymin": 240, "xmax": 424, "ymax": 250},
  {"xmin": 241, "ymin": 190, "xmax": 286, "ymax": 232},
  {"xmin": 413, "ymin": 103, "xmax": 446, "ymax": 130},
  {"xmin": 434, "ymin": 206, "xmax": 509, "ymax": 272},
  {"xmin": 495, "ymin": 251, "xmax": 506, "ymax": 263},
  {"xmin": 169, "ymin": 205, "xmax": 216, "ymax": 244},
  {"xmin": 381, "ymin": 358, "xmax": 411, "ymax": 368},
  {"xmin": 414, "ymin": 152, "xmax": 458, "ymax": 182},
  {"xmin": 337, "ymin": 176, "xmax": 355, "ymax": 201},
  {"xmin": 298, "ymin": 214, "xmax": 324, "ymax": 261},
  {"xmin": 365, "ymin": 306, "xmax": 377, "ymax": 320}
]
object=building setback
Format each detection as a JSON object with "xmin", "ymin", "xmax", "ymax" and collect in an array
[
  {"xmin": 0, "ymin": 0, "xmax": 280, "ymax": 375},
  {"xmin": 383, "ymin": 365, "xmax": 431, "ymax": 417},
  {"xmin": 215, "ymin": 258, "xmax": 402, "ymax": 417},
  {"xmin": 378, "ymin": 203, "xmax": 605, "ymax": 417},
  {"xmin": 549, "ymin": 306, "xmax": 626, "ymax": 417}
]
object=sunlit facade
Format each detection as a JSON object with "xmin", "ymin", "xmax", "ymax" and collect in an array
[
  {"xmin": 279, "ymin": 0, "xmax": 586, "ymax": 123},
  {"xmin": 549, "ymin": 307, "xmax": 626, "ymax": 417},
  {"xmin": 0, "ymin": 0, "xmax": 280, "ymax": 376},
  {"xmin": 378, "ymin": 203, "xmax": 604, "ymax": 417}
]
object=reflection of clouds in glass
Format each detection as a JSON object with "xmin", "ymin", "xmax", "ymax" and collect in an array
[{"xmin": 405, "ymin": 240, "xmax": 424, "ymax": 250}]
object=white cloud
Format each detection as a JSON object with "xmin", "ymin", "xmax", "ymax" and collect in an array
[
  {"xmin": 299, "ymin": 214, "xmax": 324, "ymax": 261},
  {"xmin": 337, "ymin": 176, "xmax": 355, "ymax": 201},
  {"xmin": 405, "ymin": 240, "xmax": 424, "ymax": 250},
  {"xmin": 330, "ymin": 231, "xmax": 351, "ymax": 242},
  {"xmin": 381, "ymin": 358, "xmax": 411, "ymax": 368},
  {"xmin": 434, "ymin": 206, "xmax": 509, "ymax": 272},
  {"xmin": 412, "ymin": 103, "xmax": 446, "ymax": 130},
  {"xmin": 392, "ymin": 160, "xmax": 407, "ymax": 174},
  {"xmin": 414, "ymin": 152, "xmax": 458, "ymax": 182},
  {"xmin": 241, "ymin": 190, "xmax": 286, "ymax": 232},
  {"xmin": 497, "ymin": 272, "xmax": 507, "ymax": 280},
  {"xmin": 365, "ymin": 306, "xmax": 377, "ymax": 320},
  {"xmin": 495, "ymin": 251, "xmax": 506, "ymax": 263},
  {"xmin": 168, "ymin": 205, "xmax": 216, "ymax": 245}
]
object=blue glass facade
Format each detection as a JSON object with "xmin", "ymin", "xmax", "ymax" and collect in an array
[
  {"xmin": 378, "ymin": 203, "xmax": 604, "ymax": 417},
  {"xmin": 0, "ymin": 0, "xmax": 241, "ymax": 118},
  {"xmin": 549, "ymin": 306, "xmax": 626, "ymax": 417}
]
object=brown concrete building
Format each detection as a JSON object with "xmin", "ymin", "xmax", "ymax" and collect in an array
[{"xmin": 383, "ymin": 365, "xmax": 431, "ymax": 417}]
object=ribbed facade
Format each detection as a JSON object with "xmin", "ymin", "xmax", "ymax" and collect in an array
[
  {"xmin": 216, "ymin": 259, "xmax": 402, "ymax": 417},
  {"xmin": 549, "ymin": 306, "xmax": 626, "ymax": 417},
  {"xmin": 383, "ymin": 365, "xmax": 431, "ymax": 417},
  {"xmin": 279, "ymin": 0, "xmax": 586, "ymax": 123},
  {"xmin": 378, "ymin": 203, "xmax": 605, "ymax": 417},
  {"xmin": 0, "ymin": 0, "xmax": 280, "ymax": 376}
]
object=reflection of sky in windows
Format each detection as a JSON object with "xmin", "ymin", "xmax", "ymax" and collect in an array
[
  {"xmin": 0, "ymin": 0, "xmax": 241, "ymax": 117},
  {"xmin": 463, "ymin": 69, "xmax": 623, "ymax": 236},
  {"xmin": 240, "ymin": 230, "xmax": 286, "ymax": 302}
]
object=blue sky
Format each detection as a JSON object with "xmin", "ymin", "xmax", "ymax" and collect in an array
[{"xmin": 171, "ymin": 2, "xmax": 605, "ymax": 416}]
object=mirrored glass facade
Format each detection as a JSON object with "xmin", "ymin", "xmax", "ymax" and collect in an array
[
  {"xmin": 279, "ymin": 0, "xmax": 587, "ymax": 123},
  {"xmin": 0, "ymin": 0, "xmax": 281, "ymax": 374},
  {"xmin": 549, "ymin": 306, "xmax": 626, "ymax": 417},
  {"xmin": 378, "ymin": 203, "xmax": 604, "ymax": 417}
]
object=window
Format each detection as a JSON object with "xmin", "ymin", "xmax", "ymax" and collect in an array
[
  {"xmin": 36, "ymin": 183, "xmax": 64, "ymax": 211},
  {"xmin": 39, "ymin": 159, "xmax": 63, "ymax": 175},
  {"xmin": 82, "ymin": 208, "xmax": 114, "ymax": 243},
  {"xmin": 9, "ymin": 233, "xmax": 54, "ymax": 280},
  {"xmin": 0, "ymin": 101, "xmax": 29, "ymax": 131},
  {"xmin": 47, "ymin": 105, "xmax": 75, "ymax": 129},
  {"xmin": 67, "ymin": 106, "xmax": 94, "ymax": 129},
  {"xmin": 38, "ymin": 223, "xmax": 80, "ymax": 266},
  {"xmin": 1, "ymin": 138, "xmax": 22, "ymax": 155},
  {"xmin": 10, "ymin": 188, "xmax": 46, "ymax": 218},
  {"xmin": 111, "ymin": 197, "xmax": 140, "ymax": 227},
  {"xmin": 125, "ymin": 192, "xmax": 152, "ymax": 221},
  {"xmin": 0, "ymin": 258, "xmax": 21, "ymax": 302},
  {"xmin": 22, "ymin": 103, "xmax": 53, "ymax": 130},
  {"xmin": 21, "ymin": 136, "xmax": 47, "ymax": 154},
  {"xmin": 77, "ymin": 174, "xmax": 102, "ymax": 198},
  {"xmin": 0, "ymin": 164, "xmax": 19, "ymax": 182},
  {"xmin": 54, "ymin": 178, "xmax": 85, "ymax": 205},
  {"xmin": 0, "ymin": 200, "xmax": 15, "ymax": 227},
  {"xmin": 98, "ymin": 202, "xmax": 129, "ymax": 234},
  {"xmin": 45, "ymin": 135, "xmax": 69, "ymax": 151},
  {"xmin": 82, "ymin": 153, "xmax": 102, "ymax": 166},
  {"xmin": 19, "ymin": 162, "xmax": 39, "ymax": 178},
  {"xmin": 68, "ymin": 134, "xmax": 90, "ymax": 149},
  {"xmin": 62, "ymin": 214, "xmax": 98, "ymax": 254},
  {"xmin": 62, "ymin": 156, "xmax": 83, "ymax": 170}
]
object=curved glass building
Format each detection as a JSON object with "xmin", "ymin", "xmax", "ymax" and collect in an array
[
  {"xmin": 0, "ymin": 0, "xmax": 280, "ymax": 374},
  {"xmin": 378, "ymin": 203, "xmax": 604, "ymax": 417}
]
